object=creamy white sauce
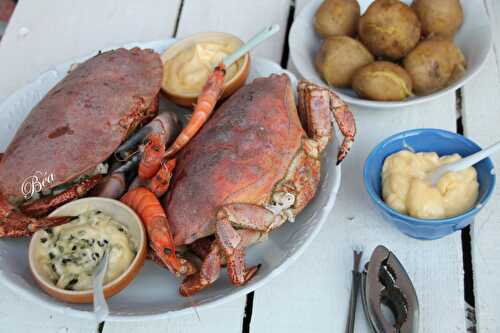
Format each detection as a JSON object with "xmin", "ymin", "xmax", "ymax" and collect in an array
[
  {"xmin": 382, "ymin": 150, "xmax": 479, "ymax": 219},
  {"xmin": 163, "ymin": 39, "xmax": 242, "ymax": 96},
  {"xmin": 35, "ymin": 210, "xmax": 136, "ymax": 291}
]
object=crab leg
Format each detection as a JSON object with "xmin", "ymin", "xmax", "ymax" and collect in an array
[
  {"xmin": 189, "ymin": 231, "xmax": 266, "ymax": 263},
  {"xmin": 21, "ymin": 175, "xmax": 102, "ymax": 217},
  {"xmin": 189, "ymin": 230, "xmax": 267, "ymax": 265},
  {"xmin": 298, "ymin": 81, "xmax": 356, "ymax": 165},
  {"xmin": 0, "ymin": 154, "xmax": 71, "ymax": 237},
  {"xmin": 164, "ymin": 64, "xmax": 226, "ymax": 158},
  {"xmin": 179, "ymin": 204, "xmax": 281, "ymax": 296},
  {"xmin": 216, "ymin": 217, "xmax": 260, "ymax": 285},
  {"xmin": 180, "ymin": 229, "xmax": 265, "ymax": 296},
  {"xmin": 180, "ymin": 242, "xmax": 221, "ymax": 296},
  {"xmin": 329, "ymin": 90, "xmax": 356, "ymax": 164},
  {"xmin": 0, "ymin": 194, "xmax": 69, "ymax": 237}
]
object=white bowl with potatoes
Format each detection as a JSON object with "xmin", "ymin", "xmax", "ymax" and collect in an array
[{"xmin": 289, "ymin": 0, "xmax": 492, "ymax": 108}]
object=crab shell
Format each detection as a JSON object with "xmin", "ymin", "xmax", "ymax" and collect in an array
[
  {"xmin": 165, "ymin": 74, "xmax": 308, "ymax": 246},
  {"xmin": 0, "ymin": 48, "xmax": 163, "ymax": 203}
]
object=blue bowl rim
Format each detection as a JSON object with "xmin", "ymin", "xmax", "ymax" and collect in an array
[{"xmin": 364, "ymin": 128, "xmax": 497, "ymax": 226}]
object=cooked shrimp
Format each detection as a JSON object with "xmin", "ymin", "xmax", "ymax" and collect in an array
[
  {"xmin": 164, "ymin": 64, "xmax": 226, "ymax": 158},
  {"xmin": 148, "ymin": 159, "xmax": 176, "ymax": 198},
  {"xmin": 121, "ymin": 188, "xmax": 195, "ymax": 277}
]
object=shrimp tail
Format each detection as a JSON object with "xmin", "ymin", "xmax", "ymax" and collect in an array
[{"xmin": 165, "ymin": 64, "xmax": 226, "ymax": 158}]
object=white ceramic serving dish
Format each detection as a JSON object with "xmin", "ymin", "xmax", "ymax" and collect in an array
[
  {"xmin": 0, "ymin": 39, "xmax": 341, "ymax": 320},
  {"xmin": 289, "ymin": 0, "xmax": 492, "ymax": 109}
]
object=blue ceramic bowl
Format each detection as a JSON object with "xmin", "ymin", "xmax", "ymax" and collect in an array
[{"xmin": 364, "ymin": 129, "xmax": 496, "ymax": 240}]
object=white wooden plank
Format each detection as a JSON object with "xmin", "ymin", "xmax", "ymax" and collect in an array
[
  {"xmin": 0, "ymin": 0, "xmax": 181, "ymax": 99},
  {"xmin": 0, "ymin": 288, "xmax": 97, "ymax": 333},
  {"xmin": 250, "ymin": 1, "xmax": 467, "ymax": 332},
  {"xmin": 462, "ymin": 1, "xmax": 500, "ymax": 331},
  {"xmin": 176, "ymin": 0, "xmax": 291, "ymax": 63},
  {"xmin": 103, "ymin": 301, "xmax": 246, "ymax": 333}
]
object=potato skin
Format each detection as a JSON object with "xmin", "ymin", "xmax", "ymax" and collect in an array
[
  {"xmin": 314, "ymin": 0, "xmax": 361, "ymax": 38},
  {"xmin": 358, "ymin": 0, "xmax": 421, "ymax": 60},
  {"xmin": 352, "ymin": 61, "xmax": 413, "ymax": 101},
  {"xmin": 412, "ymin": 0, "xmax": 463, "ymax": 37},
  {"xmin": 315, "ymin": 36, "xmax": 374, "ymax": 87},
  {"xmin": 403, "ymin": 37, "xmax": 466, "ymax": 95}
]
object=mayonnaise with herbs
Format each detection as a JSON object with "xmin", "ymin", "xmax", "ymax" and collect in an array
[
  {"xmin": 382, "ymin": 150, "xmax": 479, "ymax": 219},
  {"xmin": 34, "ymin": 210, "xmax": 136, "ymax": 291}
]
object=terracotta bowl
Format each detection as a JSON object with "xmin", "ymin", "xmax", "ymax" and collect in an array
[
  {"xmin": 28, "ymin": 197, "xmax": 147, "ymax": 304},
  {"xmin": 161, "ymin": 31, "xmax": 250, "ymax": 107}
]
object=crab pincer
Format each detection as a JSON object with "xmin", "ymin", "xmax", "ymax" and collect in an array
[
  {"xmin": 0, "ymin": 194, "xmax": 70, "ymax": 237},
  {"xmin": 121, "ymin": 188, "xmax": 195, "ymax": 277},
  {"xmin": 21, "ymin": 175, "xmax": 103, "ymax": 217}
]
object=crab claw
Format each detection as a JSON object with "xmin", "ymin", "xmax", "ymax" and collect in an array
[
  {"xmin": 21, "ymin": 175, "xmax": 103, "ymax": 217},
  {"xmin": 180, "ymin": 242, "xmax": 221, "ymax": 296},
  {"xmin": 329, "ymin": 91, "xmax": 355, "ymax": 165},
  {"xmin": 298, "ymin": 81, "xmax": 356, "ymax": 165},
  {"xmin": 0, "ymin": 194, "xmax": 70, "ymax": 238}
]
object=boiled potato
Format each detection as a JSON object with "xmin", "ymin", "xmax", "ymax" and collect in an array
[
  {"xmin": 358, "ymin": 0, "xmax": 421, "ymax": 60},
  {"xmin": 412, "ymin": 0, "xmax": 463, "ymax": 37},
  {"xmin": 352, "ymin": 61, "xmax": 413, "ymax": 101},
  {"xmin": 314, "ymin": 0, "xmax": 360, "ymax": 37},
  {"xmin": 315, "ymin": 36, "xmax": 374, "ymax": 87},
  {"xmin": 404, "ymin": 36, "xmax": 466, "ymax": 95}
]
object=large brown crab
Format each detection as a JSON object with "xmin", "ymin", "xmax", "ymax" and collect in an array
[
  {"xmin": 0, "ymin": 47, "xmax": 165, "ymax": 237},
  {"xmin": 162, "ymin": 74, "xmax": 356, "ymax": 295}
]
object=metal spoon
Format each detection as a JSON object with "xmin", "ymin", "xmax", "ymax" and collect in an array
[
  {"xmin": 428, "ymin": 140, "xmax": 500, "ymax": 185},
  {"xmin": 93, "ymin": 247, "xmax": 110, "ymax": 329},
  {"xmin": 220, "ymin": 24, "xmax": 280, "ymax": 68}
]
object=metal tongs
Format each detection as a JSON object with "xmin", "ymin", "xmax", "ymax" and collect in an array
[{"xmin": 361, "ymin": 245, "xmax": 419, "ymax": 333}]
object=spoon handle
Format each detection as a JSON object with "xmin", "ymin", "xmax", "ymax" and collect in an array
[
  {"xmin": 222, "ymin": 24, "xmax": 280, "ymax": 68},
  {"xmin": 93, "ymin": 248, "xmax": 110, "ymax": 324},
  {"xmin": 430, "ymin": 140, "xmax": 500, "ymax": 184},
  {"xmin": 448, "ymin": 140, "xmax": 500, "ymax": 172}
]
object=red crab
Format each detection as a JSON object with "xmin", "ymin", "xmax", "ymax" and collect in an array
[
  {"xmin": 0, "ymin": 47, "xmax": 165, "ymax": 237},
  {"xmin": 124, "ymin": 73, "xmax": 356, "ymax": 296}
]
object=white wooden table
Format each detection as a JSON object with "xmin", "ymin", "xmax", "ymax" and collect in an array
[{"xmin": 0, "ymin": 0, "xmax": 499, "ymax": 332}]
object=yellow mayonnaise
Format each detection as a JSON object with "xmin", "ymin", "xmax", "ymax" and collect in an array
[
  {"xmin": 163, "ymin": 39, "xmax": 242, "ymax": 96},
  {"xmin": 382, "ymin": 150, "xmax": 479, "ymax": 219},
  {"xmin": 35, "ymin": 210, "xmax": 136, "ymax": 291}
]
